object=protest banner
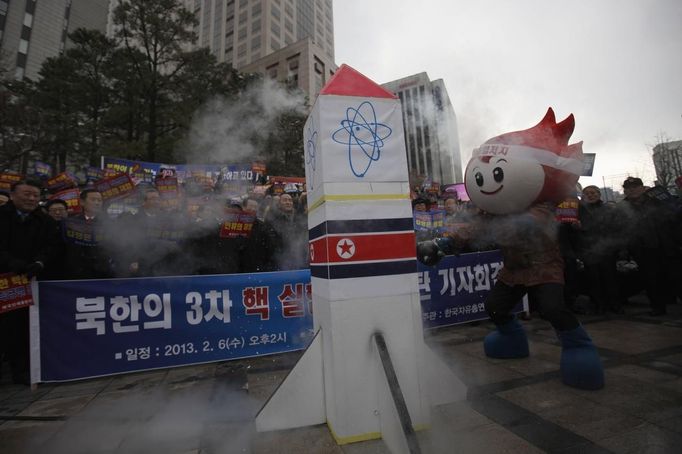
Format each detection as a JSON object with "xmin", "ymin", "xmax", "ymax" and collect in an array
[
  {"xmin": 418, "ymin": 250, "xmax": 525, "ymax": 328},
  {"xmin": 581, "ymin": 153, "xmax": 596, "ymax": 176},
  {"xmin": 85, "ymin": 167, "xmax": 105, "ymax": 182},
  {"xmin": 94, "ymin": 173, "xmax": 135, "ymax": 201},
  {"xmin": 556, "ymin": 197, "xmax": 580, "ymax": 224},
  {"xmin": 62, "ymin": 217, "xmax": 101, "ymax": 247},
  {"xmin": 34, "ymin": 161, "xmax": 52, "ymax": 178},
  {"xmin": 32, "ymin": 270, "xmax": 314, "ymax": 382},
  {"xmin": 0, "ymin": 273, "xmax": 32, "ymax": 314},
  {"xmin": 413, "ymin": 210, "xmax": 446, "ymax": 234},
  {"xmin": 102, "ymin": 157, "xmax": 255, "ymax": 184},
  {"xmin": 442, "ymin": 183, "xmax": 470, "ymax": 202},
  {"xmin": 0, "ymin": 172, "xmax": 23, "ymax": 191},
  {"xmin": 155, "ymin": 176, "xmax": 180, "ymax": 210},
  {"xmin": 49, "ymin": 188, "xmax": 81, "ymax": 215},
  {"xmin": 31, "ymin": 252, "xmax": 516, "ymax": 382},
  {"xmin": 46, "ymin": 172, "xmax": 78, "ymax": 193},
  {"xmin": 219, "ymin": 211, "xmax": 256, "ymax": 238}
]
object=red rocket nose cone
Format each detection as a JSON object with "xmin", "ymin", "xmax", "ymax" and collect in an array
[{"xmin": 320, "ymin": 64, "xmax": 398, "ymax": 99}]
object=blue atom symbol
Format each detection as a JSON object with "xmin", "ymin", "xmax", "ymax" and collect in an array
[
  {"xmin": 331, "ymin": 101, "xmax": 392, "ymax": 178},
  {"xmin": 305, "ymin": 126, "xmax": 318, "ymax": 189}
]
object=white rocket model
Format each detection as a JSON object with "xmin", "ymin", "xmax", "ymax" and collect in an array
[{"xmin": 256, "ymin": 65, "xmax": 465, "ymax": 452}]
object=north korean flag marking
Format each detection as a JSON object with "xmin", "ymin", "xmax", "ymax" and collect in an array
[
  {"xmin": 336, "ymin": 238, "xmax": 355, "ymax": 259},
  {"xmin": 310, "ymin": 231, "xmax": 416, "ymax": 265}
]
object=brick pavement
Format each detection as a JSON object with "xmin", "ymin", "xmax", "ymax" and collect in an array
[{"xmin": 1, "ymin": 295, "xmax": 681, "ymax": 453}]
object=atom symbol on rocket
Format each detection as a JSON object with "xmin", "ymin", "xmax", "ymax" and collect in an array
[
  {"xmin": 331, "ymin": 101, "xmax": 392, "ymax": 178},
  {"xmin": 305, "ymin": 119, "xmax": 318, "ymax": 189},
  {"xmin": 336, "ymin": 238, "xmax": 355, "ymax": 259}
]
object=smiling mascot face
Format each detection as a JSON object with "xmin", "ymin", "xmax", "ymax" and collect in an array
[
  {"xmin": 466, "ymin": 153, "xmax": 546, "ymax": 215},
  {"xmin": 464, "ymin": 108, "xmax": 584, "ymax": 215}
]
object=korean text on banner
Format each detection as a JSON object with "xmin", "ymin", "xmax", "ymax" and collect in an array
[
  {"xmin": 0, "ymin": 273, "xmax": 33, "ymax": 314},
  {"xmin": 46, "ymin": 172, "xmax": 78, "ymax": 193},
  {"xmin": 49, "ymin": 188, "xmax": 81, "ymax": 215},
  {"xmin": 35, "ymin": 271, "xmax": 314, "ymax": 382},
  {"xmin": 0, "ymin": 172, "xmax": 23, "ymax": 191},
  {"xmin": 418, "ymin": 250, "xmax": 524, "ymax": 328},
  {"xmin": 94, "ymin": 173, "xmax": 135, "ymax": 201},
  {"xmin": 219, "ymin": 212, "xmax": 256, "ymax": 238}
]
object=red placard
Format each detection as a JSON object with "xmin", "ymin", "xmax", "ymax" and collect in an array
[
  {"xmin": 219, "ymin": 211, "xmax": 256, "ymax": 238},
  {"xmin": 0, "ymin": 273, "xmax": 33, "ymax": 314},
  {"xmin": 46, "ymin": 172, "xmax": 78, "ymax": 192},
  {"xmin": 556, "ymin": 197, "xmax": 580, "ymax": 224},
  {"xmin": 94, "ymin": 173, "xmax": 135, "ymax": 201},
  {"xmin": 49, "ymin": 188, "xmax": 82, "ymax": 214},
  {"xmin": 252, "ymin": 162, "xmax": 267, "ymax": 174},
  {"xmin": 156, "ymin": 177, "xmax": 180, "ymax": 209},
  {"xmin": 0, "ymin": 172, "xmax": 24, "ymax": 191}
]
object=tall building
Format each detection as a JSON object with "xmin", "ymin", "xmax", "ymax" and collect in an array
[
  {"xmin": 652, "ymin": 139, "xmax": 682, "ymax": 193},
  {"xmin": 188, "ymin": 0, "xmax": 333, "ymax": 69},
  {"xmin": 382, "ymin": 72, "xmax": 462, "ymax": 186},
  {"xmin": 0, "ymin": 0, "xmax": 110, "ymax": 80},
  {"xmin": 240, "ymin": 36, "xmax": 335, "ymax": 99},
  {"xmin": 186, "ymin": 0, "xmax": 334, "ymax": 99}
]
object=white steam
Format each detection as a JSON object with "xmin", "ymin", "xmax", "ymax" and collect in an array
[{"xmin": 180, "ymin": 78, "xmax": 308, "ymax": 164}]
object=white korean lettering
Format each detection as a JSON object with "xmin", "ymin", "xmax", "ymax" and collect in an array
[{"xmin": 75, "ymin": 296, "xmax": 106, "ymax": 335}]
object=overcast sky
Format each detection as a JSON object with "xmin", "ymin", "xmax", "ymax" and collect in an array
[{"xmin": 333, "ymin": 0, "xmax": 682, "ymax": 189}]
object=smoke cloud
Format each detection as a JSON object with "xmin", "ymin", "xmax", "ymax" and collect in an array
[{"xmin": 179, "ymin": 77, "xmax": 308, "ymax": 165}]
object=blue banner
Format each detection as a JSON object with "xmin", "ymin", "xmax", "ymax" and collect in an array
[
  {"xmin": 418, "ymin": 250, "xmax": 523, "ymax": 328},
  {"xmin": 36, "ymin": 271, "xmax": 314, "ymax": 382},
  {"xmin": 102, "ymin": 157, "xmax": 255, "ymax": 183},
  {"xmin": 34, "ymin": 252, "xmax": 517, "ymax": 382}
]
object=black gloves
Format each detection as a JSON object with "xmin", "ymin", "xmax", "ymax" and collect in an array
[
  {"xmin": 416, "ymin": 237, "xmax": 461, "ymax": 267},
  {"xmin": 22, "ymin": 261, "xmax": 44, "ymax": 278},
  {"xmin": 417, "ymin": 240, "xmax": 445, "ymax": 267}
]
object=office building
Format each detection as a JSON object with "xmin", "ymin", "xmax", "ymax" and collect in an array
[
  {"xmin": 382, "ymin": 72, "xmax": 462, "ymax": 185},
  {"xmin": 188, "ymin": 0, "xmax": 334, "ymax": 99},
  {"xmin": 188, "ymin": 0, "xmax": 333, "ymax": 68},
  {"xmin": 652, "ymin": 139, "xmax": 682, "ymax": 193},
  {"xmin": 240, "ymin": 36, "xmax": 335, "ymax": 99},
  {"xmin": 0, "ymin": 0, "xmax": 109, "ymax": 80}
]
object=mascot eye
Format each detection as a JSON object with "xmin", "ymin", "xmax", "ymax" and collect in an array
[
  {"xmin": 493, "ymin": 167, "xmax": 504, "ymax": 183},
  {"xmin": 475, "ymin": 172, "xmax": 484, "ymax": 187}
]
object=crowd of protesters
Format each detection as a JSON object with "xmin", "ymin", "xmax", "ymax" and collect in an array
[
  {"xmin": 1, "ymin": 174, "xmax": 681, "ymax": 385},
  {"xmin": 0, "ymin": 178, "xmax": 308, "ymax": 384},
  {"xmin": 412, "ymin": 177, "xmax": 682, "ymax": 318}
]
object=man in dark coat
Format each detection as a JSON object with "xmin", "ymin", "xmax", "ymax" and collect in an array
[
  {"xmin": 240, "ymin": 197, "xmax": 277, "ymax": 273},
  {"xmin": 0, "ymin": 180, "xmax": 60, "ymax": 384},
  {"xmin": 63, "ymin": 189, "xmax": 114, "ymax": 280},
  {"xmin": 577, "ymin": 185, "xmax": 625, "ymax": 314},
  {"xmin": 619, "ymin": 177, "xmax": 682, "ymax": 315},
  {"xmin": 116, "ymin": 187, "xmax": 183, "ymax": 277},
  {"xmin": 268, "ymin": 193, "xmax": 308, "ymax": 270}
]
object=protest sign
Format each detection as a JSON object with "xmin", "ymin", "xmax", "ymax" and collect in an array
[{"xmin": 0, "ymin": 273, "xmax": 32, "ymax": 314}]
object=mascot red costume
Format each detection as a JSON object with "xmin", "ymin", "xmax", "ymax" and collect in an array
[{"xmin": 418, "ymin": 108, "xmax": 604, "ymax": 390}]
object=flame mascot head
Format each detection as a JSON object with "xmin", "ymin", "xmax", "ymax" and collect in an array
[{"xmin": 464, "ymin": 108, "xmax": 584, "ymax": 215}]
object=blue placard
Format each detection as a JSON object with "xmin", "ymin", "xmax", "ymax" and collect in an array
[{"xmin": 36, "ymin": 271, "xmax": 314, "ymax": 382}]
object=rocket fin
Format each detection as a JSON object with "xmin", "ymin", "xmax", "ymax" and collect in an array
[{"xmin": 255, "ymin": 330, "xmax": 325, "ymax": 431}]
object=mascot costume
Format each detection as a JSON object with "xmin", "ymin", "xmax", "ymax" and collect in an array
[{"xmin": 418, "ymin": 108, "xmax": 604, "ymax": 390}]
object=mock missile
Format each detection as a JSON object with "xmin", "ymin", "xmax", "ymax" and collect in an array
[{"xmin": 256, "ymin": 65, "xmax": 466, "ymax": 452}]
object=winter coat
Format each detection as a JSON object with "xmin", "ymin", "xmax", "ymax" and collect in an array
[{"xmin": 0, "ymin": 202, "xmax": 61, "ymax": 277}]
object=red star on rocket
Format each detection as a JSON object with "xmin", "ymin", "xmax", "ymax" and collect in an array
[{"xmin": 336, "ymin": 238, "xmax": 355, "ymax": 259}]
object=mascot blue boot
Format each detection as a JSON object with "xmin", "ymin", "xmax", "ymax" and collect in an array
[
  {"xmin": 484, "ymin": 318, "xmax": 529, "ymax": 359},
  {"xmin": 557, "ymin": 325, "xmax": 604, "ymax": 390}
]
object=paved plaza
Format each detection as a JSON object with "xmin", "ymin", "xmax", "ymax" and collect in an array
[{"xmin": 1, "ymin": 295, "xmax": 681, "ymax": 453}]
